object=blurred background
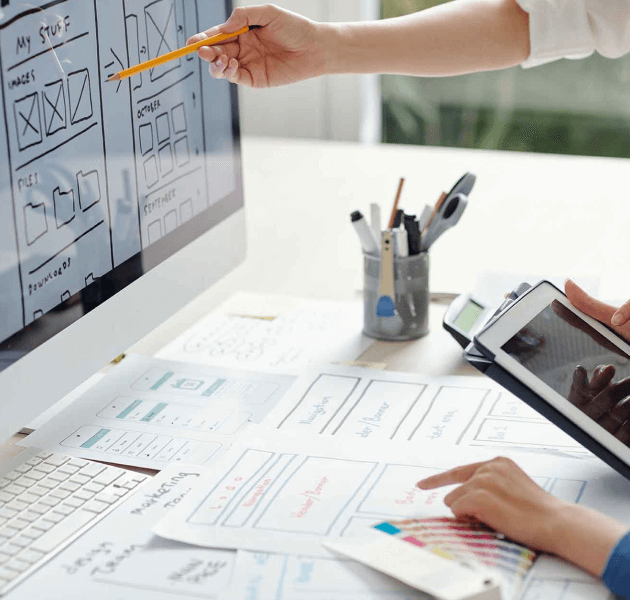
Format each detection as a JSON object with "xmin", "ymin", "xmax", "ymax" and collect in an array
[{"xmin": 235, "ymin": 0, "xmax": 630, "ymax": 158}]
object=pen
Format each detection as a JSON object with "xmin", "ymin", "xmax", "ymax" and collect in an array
[
  {"xmin": 370, "ymin": 203, "xmax": 381, "ymax": 244},
  {"xmin": 387, "ymin": 178, "xmax": 405, "ymax": 229},
  {"xmin": 351, "ymin": 211, "xmax": 380, "ymax": 255},
  {"xmin": 404, "ymin": 214, "xmax": 421, "ymax": 256},
  {"xmin": 393, "ymin": 228, "xmax": 409, "ymax": 258},
  {"xmin": 108, "ymin": 25, "xmax": 260, "ymax": 82}
]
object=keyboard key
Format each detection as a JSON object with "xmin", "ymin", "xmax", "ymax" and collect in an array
[
  {"xmin": 29, "ymin": 486, "xmax": 48, "ymax": 498},
  {"xmin": 0, "ymin": 479, "xmax": 11, "ymax": 489},
  {"xmin": 4, "ymin": 472, "xmax": 21, "ymax": 482},
  {"xmin": 83, "ymin": 500, "xmax": 109, "ymax": 514},
  {"xmin": 94, "ymin": 493, "xmax": 117, "ymax": 505},
  {"xmin": 19, "ymin": 493, "xmax": 40, "ymax": 505},
  {"xmin": 39, "ymin": 497, "xmax": 60, "ymax": 508},
  {"xmin": 14, "ymin": 465, "xmax": 31, "ymax": 475},
  {"xmin": 8, "ymin": 520, "xmax": 29, "ymax": 532},
  {"xmin": 10, "ymin": 536, "xmax": 30, "ymax": 549},
  {"xmin": 25, "ymin": 457, "xmax": 42, "ymax": 468},
  {"xmin": 0, "ymin": 567, "xmax": 17, "ymax": 582},
  {"xmin": 33, "ymin": 464, "xmax": 55, "ymax": 475},
  {"xmin": 5, "ymin": 558, "xmax": 30, "ymax": 573},
  {"xmin": 69, "ymin": 474, "xmax": 90, "ymax": 486},
  {"xmin": 49, "ymin": 489, "xmax": 70, "ymax": 500},
  {"xmin": 73, "ymin": 490, "xmax": 94, "ymax": 501},
  {"xmin": 47, "ymin": 472, "xmax": 69, "ymax": 483},
  {"xmin": 14, "ymin": 478, "xmax": 33, "ymax": 489},
  {"xmin": 35, "ymin": 452, "xmax": 52, "ymax": 461},
  {"xmin": 0, "ymin": 493, "xmax": 14, "ymax": 504},
  {"xmin": 20, "ymin": 511, "xmax": 40, "ymax": 523},
  {"xmin": 123, "ymin": 481, "xmax": 140, "ymax": 490},
  {"xmin": 44, "ymin": 455, "xmax": 69, "ymax": 467},
  {"xmin": 52, "ymin": 505, "xmax": 75, "ymax": 516},
  {"xmin": 59, "ymin": 481, "xmax": 81, "ymax": 493},
  {"xmin": 29, "ymin": 504, "xmax": 50, "ymax": 516},
  {"xmin": 18, "ymin": 549, "xmax": 44, "ymax": 564},
  {"xmin": 24, "ymin": 471, "xmax": 45, "ymax": 482},
  {"xmin": 83, "ymin": 482, "xmax": 104, "ymax": 494},
  {"xmin": 0, "ymin": 528, "xmax": 15, "ymax": 540},
  {"xmin": 110, "ymin": 488, "xmax": 128, "ymax": 498},
  {"xmin": 21, "ymin": 528, "xmax": 43, "ymax": 541},
  {"xmin": 32, "ymin": 521, "xmax": 54, "ymax": 532},
  {"xmin": 58, "ymin": 465, "xmax": 80, "ymax": 476},
  {"xmin": 42, "ymin": 512, "xmax": 64, "ymax": 524},
  {"xmin": 30, "ymin": 510, "xmax": 94, "ymax": 553},
  {"xmin": 68, "ymin": 459, "xmax": 89, "ymax": 469},
  {"xmin": 5, "ymin": 485, "xmax": 26, "ymax": 497},
  {"xmin": 0, "ymin": 509, "xmax": 17, "ymax": 520},
  {"xmin": 94, "ymin": 470, "xmax": 123, "ymax": 487},
  {"xmin": 39, "ymin": 478, "xmax": 58, "ymax": 490},
  {"xmin": 1, "ymin": 545, "xmax": 22, "ymax": 557},
  {"xmin": 6, "ymin": 500, "xmax": 28, "ymax": 513},
  {"xmin": 63, "ymin": 498, "xmax": 84, "ymax": 509},
  {"xmin": 81, "ymin": 464, "xmax": 106, "ymax": 478}
]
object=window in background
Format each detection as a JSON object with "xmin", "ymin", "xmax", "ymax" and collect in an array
[{"xmin": 381, "ymin": 0, "xmax": 630, "ymax": 158}]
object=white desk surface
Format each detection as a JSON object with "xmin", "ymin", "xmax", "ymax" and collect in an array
[{"xmin": 6, "ymin": 135, "xmax": 628, "ymax": 454}]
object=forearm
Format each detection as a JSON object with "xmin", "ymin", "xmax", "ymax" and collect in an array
[
  {"xmin": 549, "ymin": 504, "xmax": 627, "ymax": 578},
  {"xmin": 323, "ymin": 0, "xmax": 530, "ymax": 77}
]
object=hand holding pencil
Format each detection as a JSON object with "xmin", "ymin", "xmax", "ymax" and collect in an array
[{"xmin": 110, "ymin": 5, "xmax": 328, "ymax": 87}]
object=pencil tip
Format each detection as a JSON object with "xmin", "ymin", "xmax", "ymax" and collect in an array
[{"xmin": 108, "ymin": 73, "xmax": 121, "ymax": 82}]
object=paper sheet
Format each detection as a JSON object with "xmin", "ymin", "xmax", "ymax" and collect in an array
[
  {"xmin": 157, "ymin": 297, "xmax": 373, "ymax": 373},
  {"xmin": 8, "ymin": 465, "xmax": 235, "ymax": 600},
  {"xmin": 20, "ymin": 354, "xmax": 296, "ymax": 470},
  {"xmin": 228, "ymin": 550, "xmax": 431, "ymax": 600},
  {"xmin": 152, "ymin": 428, "xmax": 630, "ymax": 557},
  {"xmin": 260, "ymin": 365, "xmax": 587, "ymax": 454}
]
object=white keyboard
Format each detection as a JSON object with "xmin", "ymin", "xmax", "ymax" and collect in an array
[{"xmin": 0, "ymin": 447, "xmax": 148, "ymax": 595}]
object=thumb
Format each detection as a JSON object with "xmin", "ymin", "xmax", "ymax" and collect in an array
[{"xmin": 565, "ymin": 279, "xmax": 617, "ymax": 326}]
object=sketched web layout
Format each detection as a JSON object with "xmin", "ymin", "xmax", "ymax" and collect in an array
[{"xmin": 0, "ymin": 0, "xmax": 235, "ymax": 343}]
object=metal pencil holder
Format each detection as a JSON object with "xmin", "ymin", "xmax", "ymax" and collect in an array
[{"xmin": 363, "ymin": 251, "xmax": 430, "ymax": 341}]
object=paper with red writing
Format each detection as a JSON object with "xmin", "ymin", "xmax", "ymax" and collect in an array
[{"xmin": 152, "ymin": 426, "xmax": 618, "ymax": 556}]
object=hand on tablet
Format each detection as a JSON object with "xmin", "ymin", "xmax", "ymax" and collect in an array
[
  {"xmin": 568, "ymin": 366, "xmax": 630, "ymax": 444},
  {"xmin": 565, "ymin": 279, "xmax": 630, "ymax": 343},
  {"xmin": 417, "ymin": 457, "xmax": 628, "ymax": 579}
]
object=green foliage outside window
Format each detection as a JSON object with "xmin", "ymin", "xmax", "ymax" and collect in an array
[{"xmin": 381, "ymin": 0, "xmax": 630, "ymax": 158}]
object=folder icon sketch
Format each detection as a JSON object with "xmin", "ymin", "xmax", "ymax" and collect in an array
[
  {"xmin": 77, "ymin": 170, "xmax": 101, "ymax": 212},
  {"xmin": 53, "ymin": 187, "xmax": 75, "ymax": 228},
  {"xmin": 23, "ymin": 202, "xmax": 48, "ymax": 246}
]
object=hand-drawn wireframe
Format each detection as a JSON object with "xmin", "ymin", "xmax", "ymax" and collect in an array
[
  {"xmin": 13, "ymin": 92, "xmax": 42, "ymax": 150},
  {"xmin": 144, "ymin": 0, "xmax": 181, "ymax": 81},
  {"xmin": 76, "ymin": 170, "xmax": 101, "ymax": 212},
  {"xmin": 0, "ymin": 0, "xmax": 236, "ymax": 341},
  {"xmin": 67, "ymin": 68, "xmax": 94, "ymax": 125},
  {"xmin": 53, "ymin": 186, "xmax": 76, "ymax": 228},
  {"xmin": 43, "ymin": 79, "xmax": 66, "ymax": 136}
]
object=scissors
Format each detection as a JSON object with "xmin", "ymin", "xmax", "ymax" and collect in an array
[{"xmin": 421, "ymin": 192, "xmax": 468, "ymax": 251}]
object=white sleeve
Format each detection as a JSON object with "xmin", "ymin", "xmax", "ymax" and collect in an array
[{"xmin": 516, "ymin": 0, "xmax": 630, "ymax": 68}]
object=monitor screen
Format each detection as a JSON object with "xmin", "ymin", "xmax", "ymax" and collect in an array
[
  {"xmin": 0, "ymin": 0, "xmax": 243, "ymax": 373},
  {"xmin": 502, "ymin": 301, "xmax": 630, "ymax": 447}
]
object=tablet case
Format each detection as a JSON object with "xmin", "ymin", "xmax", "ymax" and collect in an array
[{"xmin": 462, "ymin": 287, "xmax": 630, "ymax": 481}]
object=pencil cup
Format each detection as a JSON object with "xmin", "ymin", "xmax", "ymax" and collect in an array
[{"xmin": 363, "ymin": 252, "xmax": 430, "ymax": 341}]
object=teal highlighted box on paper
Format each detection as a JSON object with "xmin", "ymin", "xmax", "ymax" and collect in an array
[
  {"xmin": 116, "ymin": 399, "xmax": 143, "ymax": 420},
  {"xmin": 81, "ymin": 429, "xmax": 110, "ymax": 449},
  {"xmin": 151, "ymin": 371, "xmax": 174, "ymax": 390},
  {"xmin": 202, "ymin": 379, "xmax": 227, "ymax": 397},
  {"xmin": 141, "ymin": 403, "xmax": 168, "ymax": 422}
]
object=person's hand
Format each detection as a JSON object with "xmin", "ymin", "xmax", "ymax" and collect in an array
[
  {"xmin": 188, "ymin": 5, "xmax": 331, "ymax": 87},
  {"xmin": 568, "ymin": 365, "xmax": 630, "ymax": 443},
  {"xmin": 417, "ymin": 457, "xmax": 628, "ymax": 578},
  {"xmin": 565, "ymin": 279, "xmax": 630, "ymax": 343},
  {"xmin": 417, "ymin": 457, "xmax": 564, "ymax": 553}
]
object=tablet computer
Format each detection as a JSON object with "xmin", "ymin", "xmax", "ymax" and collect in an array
[{"xmin": 473, "ymin": 280, "xmax": 630, "ymax": 471}]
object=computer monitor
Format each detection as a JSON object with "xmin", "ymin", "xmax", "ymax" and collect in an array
[{"xmin": 0, "ymin": 0, "xmax": 246, "ymax": 443}]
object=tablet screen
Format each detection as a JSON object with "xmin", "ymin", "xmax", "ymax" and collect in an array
[{"xmin": 502, "ymin": 300, "xmax": 630, "ymax": 446}]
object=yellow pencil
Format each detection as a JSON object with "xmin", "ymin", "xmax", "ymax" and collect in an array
[{"xmin": 108, "ymin": 25, "xmax": 258, "ymax": 82}]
